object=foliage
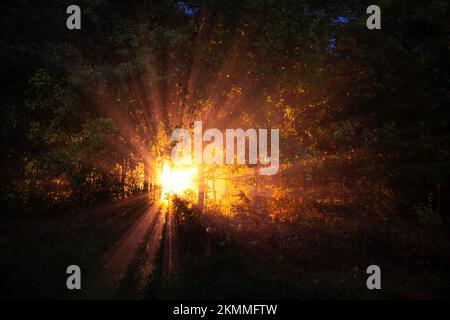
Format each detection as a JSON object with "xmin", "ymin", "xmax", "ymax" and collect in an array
[
  {"xmin": 172, "ymin": 195, "xmax": 207, "ymax": 254},
  {"xmin": 415, "ymin": 193, "xmax": 443, "ymax": 228},
  {"xmin": 0, "ymin": 0, "xmax": 449, "ymax": 224}
]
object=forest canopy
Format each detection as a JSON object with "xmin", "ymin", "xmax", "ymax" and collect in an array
[{"xmin": 0, "ymin": 0, "xmax": 449, "ymax": 225}]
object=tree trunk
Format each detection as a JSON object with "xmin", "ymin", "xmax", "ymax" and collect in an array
[
  {"xmin": 197, "ymin": 165, "xmax": 205, "ymax": 211},
  {"xmin": 143, "ymin": 161, "xmax": 150, "ymax": 192},
  {"xmin": 120, "ymin": 159, "xmax": 127, "ymax": 198}
]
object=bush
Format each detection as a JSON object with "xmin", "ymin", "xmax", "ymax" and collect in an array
[{"xmin": 172, "ymin": 195, "xmax": 207, "ymax": 255}]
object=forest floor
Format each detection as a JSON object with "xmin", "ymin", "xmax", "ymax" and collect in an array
[
  {"xmin": 1, "ymin": 194, "xmax": 449, "ymax": 299},
  {"xmin": 0, "ymin": 193, "xmax": 156, "ymax": 298},
  {"xmin": 157, "ymin": 200, "xmax": 450, "ymax": 299}
]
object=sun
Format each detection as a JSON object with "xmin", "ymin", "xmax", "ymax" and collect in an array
[{"xmin": 160, "ymin": 162, "xmax": 198, "ymax": 200}]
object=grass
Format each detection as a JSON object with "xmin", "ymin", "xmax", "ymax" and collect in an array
[
  {"xmin": 158, "ymin": 197, "xmax": 450, "ymax": 299},
  {"xmin": 1, "ymin": 194, "xmax": 449, "ymax": 299},
  {"xmin": 0, "ymin": 194, "xmax": 152, "ymax": 299}
]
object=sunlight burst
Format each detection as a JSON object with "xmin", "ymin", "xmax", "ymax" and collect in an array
[{"xmin": 160, "ymin": 162, "xmax": 198, "ymax": 200}]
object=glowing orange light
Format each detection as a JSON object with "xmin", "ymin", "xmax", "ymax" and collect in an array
[{"xmin": 160, "ymin": 162, "xmax": 198, "ymax": 200}]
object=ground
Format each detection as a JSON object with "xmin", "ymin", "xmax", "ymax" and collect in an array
[{"xmin": 0, "ymin": 193, "xmax": 449, "ymax": 299}]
